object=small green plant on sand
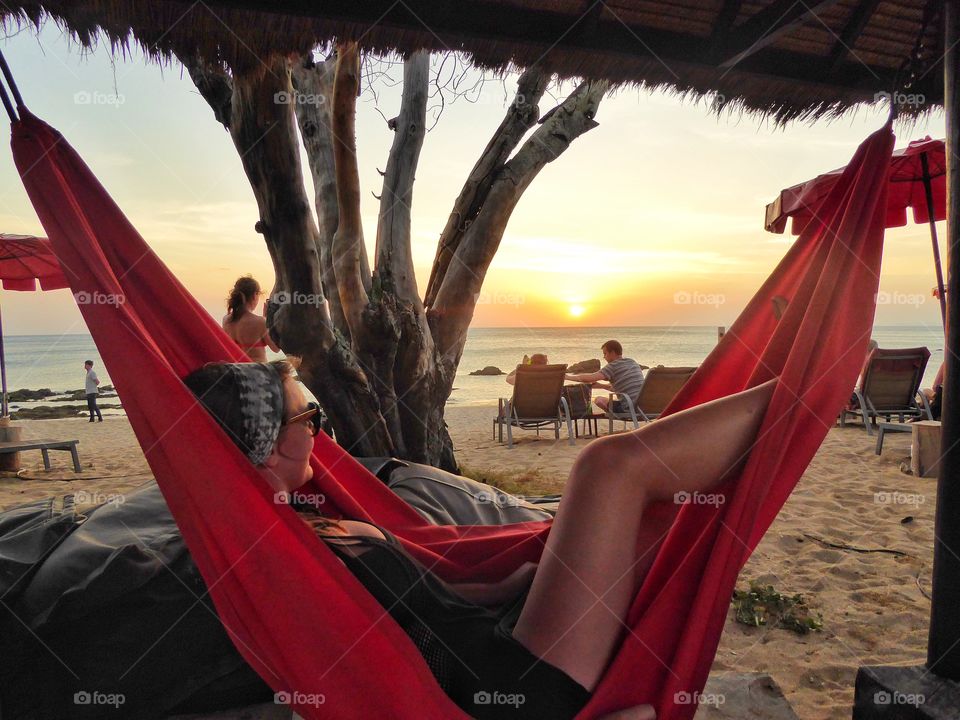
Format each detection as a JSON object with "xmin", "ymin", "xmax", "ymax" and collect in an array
[{"xmin": 732, "ymin": 581, "xmax": 823, "ymax": 635}]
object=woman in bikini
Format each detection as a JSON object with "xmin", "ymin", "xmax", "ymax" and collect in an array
[
  {"xmin": 221, "ymin": 276, "xmax": 280, "ymax": 361},
  {"xmin": 185, "ymin": 360, "xmax": 777, "ymax": 720}
]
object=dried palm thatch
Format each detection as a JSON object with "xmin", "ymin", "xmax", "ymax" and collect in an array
[{"xmin": 0, "ymin": 0, "xmax": 945, "ymax": 123}]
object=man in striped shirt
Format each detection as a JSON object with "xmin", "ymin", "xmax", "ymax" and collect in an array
[{"xmin": 565, "ymin": 340, "xmax": 645, "ymax": 413}]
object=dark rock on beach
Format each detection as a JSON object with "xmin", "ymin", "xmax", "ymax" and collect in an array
[
  {"xmin": 7, "ymin": 388, "xmax": 57, "ymax": 402},
  {"xmin": 567, "ymin": 359, "xmax": 600, "ymax": 374},
  {"xmin": 51, "ymin": 389, "xmax": 119, "ymax": 402},
  {"xmin": 470, "ymin": 366, "xmax": 505, "ymax": 376},
  {"xmin": 11, "ymin": 403, "xmax": 122, "ymax": 420}
]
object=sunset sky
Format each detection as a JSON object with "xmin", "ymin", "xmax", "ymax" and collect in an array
[{"xmin": 0, "ymin": 24, "xmax": 947, "ymax": 335}]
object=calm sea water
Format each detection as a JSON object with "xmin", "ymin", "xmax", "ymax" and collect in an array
[
  {"xmin": 451, "ymin": 326, "xmax": 946, "ymax": 406},
  {"xmin": 2, "ymin": 327, "xmax": 946, "ymax": 408}
]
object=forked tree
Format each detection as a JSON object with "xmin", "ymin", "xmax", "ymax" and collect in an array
[{"xmin": 184, "ymin": 43, "xmax": 607, "ymax": 470}]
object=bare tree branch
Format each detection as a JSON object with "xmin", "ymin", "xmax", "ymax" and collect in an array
[
  {"xmin": 374, "ymin": 50, "xmax": 429, "ymax": 306},
  {"xmin": 331, "ymin": 41, "xmax": 371, "ymax": 342},
  {"xmin": 291, "ymin": 53, "xmax": 350, "ymax": 336},
  {"xmin": 423, "ymin": 67, "xmax": 550, "ymax": 308},
  {"xmin": 184, "ymin": 55, "xmax": 233, "ymax": 130},
  {"xmin": 429, "ymin": 79, "xmax": 609, "ymax": 365}
]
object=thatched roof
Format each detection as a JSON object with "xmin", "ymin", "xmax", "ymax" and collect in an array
[{"xmin": 0, "ymin": 1, "xmax": 945, "ymax": 122}]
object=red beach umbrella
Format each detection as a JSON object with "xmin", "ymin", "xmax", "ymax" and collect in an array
[
  {"xmin": 765, "ymin": 137, "xmax": 947, "ymax": 324},
  {"xmin": 0, "ymin": 233, "xmax": 70, "ymax": 416}
]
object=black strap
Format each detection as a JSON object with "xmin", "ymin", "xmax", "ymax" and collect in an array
[{"xmin": 0, "ymin": 49, "xmax": 22, "ymax": 122}]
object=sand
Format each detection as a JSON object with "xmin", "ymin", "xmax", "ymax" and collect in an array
[{"xmin": 1, "ymin": 410, "xmax": 937, "ymax": 720}]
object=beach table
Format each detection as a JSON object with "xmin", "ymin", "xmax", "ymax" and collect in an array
[
  {"xmin": 574, "ymin": 412, "xmax": 605, "ymax": 438},
  {"xmin": 0, "ymin": 438, "xmax": 81, "ymax": 472}
]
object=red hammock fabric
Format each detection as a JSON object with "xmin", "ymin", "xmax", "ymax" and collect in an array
[{"xmin": 10, "ymin": 110, "xmax": 892, "ymax": 720}]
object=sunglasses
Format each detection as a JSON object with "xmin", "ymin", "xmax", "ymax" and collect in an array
[{"xmin": 283, "ymin": 402, "xmax": 322, "ymax": 437}]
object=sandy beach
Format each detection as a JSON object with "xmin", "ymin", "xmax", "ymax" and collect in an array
[{"xmin": 1, "ymin": 410, "xmax": 935, "ymax": 720}]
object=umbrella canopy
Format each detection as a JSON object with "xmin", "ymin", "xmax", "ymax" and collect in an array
[
  {"xmin": 765, "ymin": 137, "xmax": 948, "ymax": 326},
  {"xmin": 0, "ymin": 233, "xmax": 70, "ymax": 416},
  {"xmin": 765, "ymin": 137, "xmax": 946, "ymax": 236},
  {"xmin": 0, "ymin": 233, "xmax": 69, "ymax": 290}
]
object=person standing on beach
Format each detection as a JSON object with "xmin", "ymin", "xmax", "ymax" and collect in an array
[
  {"xmin": 566, "ymin": 340, "xmax": 645, "ymax": 413},
  {"xmin": 84, "ymin": 360, "xmax": 102, "ymax": 422}
]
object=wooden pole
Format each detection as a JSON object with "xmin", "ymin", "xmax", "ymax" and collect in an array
[
  {"xmin": 927, "ymin": 0, "xmax": 960, "ymax": 681},
  {"xmin": 0, "ymin": 300, "xmax": 7, "ymax": 418},
  {"xmin": 920, "ymin": 153, "xmax": 948, "ymax": 328}
]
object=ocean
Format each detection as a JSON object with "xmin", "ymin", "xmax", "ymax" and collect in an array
[{"xmin": 2, "ymin": 327, "xmax": 946, "ymax": 408}]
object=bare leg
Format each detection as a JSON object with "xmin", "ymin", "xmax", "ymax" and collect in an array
[{"xmin": 512, "ymin": 380, "xmax": 776, "ymax": 691}]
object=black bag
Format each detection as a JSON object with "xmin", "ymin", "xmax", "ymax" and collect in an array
[
  {"xmin": 562, "ymin": 384, "xmax": 592, "ymax": 418},
  {"xmin": 0, "ymin": 483, "xmax": 271, "ymax": 719},
  {"xmin": 0, "ymin": 494, "xmax": 81, "ymax": 604}
]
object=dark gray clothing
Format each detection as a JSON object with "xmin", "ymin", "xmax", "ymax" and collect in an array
[{"xmin": 85, "ymin": 392, "xmax": 102, "ymax": 421}]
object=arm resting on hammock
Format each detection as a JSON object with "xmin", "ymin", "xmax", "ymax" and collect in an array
[{"xmin": 446, "ymin": 561, "xmax": 538, "ymax": 606}]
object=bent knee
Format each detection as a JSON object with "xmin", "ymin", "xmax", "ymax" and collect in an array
[{"xmin": 569, "ymin": 435, "xmax": 652, "ymax": 495}]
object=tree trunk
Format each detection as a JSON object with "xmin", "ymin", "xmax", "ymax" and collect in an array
[
  {"xmin": 185, "ymin": 50, "xmax": 606, "ymax": 471},
  {"xmin": 183, "ymin": 54, "xmax": 396, "ymax": 459}
]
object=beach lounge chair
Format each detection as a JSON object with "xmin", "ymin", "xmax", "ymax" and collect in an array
[
  {"xmin": 494, "ymin": 363, "xmax": 574, "ymax": 448},
  {"xmin": 839, "ymin": 347, "xmax": 933, "ymax": 436},
  {"xmin": 606, "ymin": 366, "xmax": 698, "ymax": 432}
]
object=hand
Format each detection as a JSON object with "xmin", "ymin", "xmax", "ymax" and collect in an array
[{"xmin": 502, "ymin": 561, "xmax": 538, "ymax": 597}]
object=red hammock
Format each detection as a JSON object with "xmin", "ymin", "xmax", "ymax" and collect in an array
[{"xmin": 10, "ymin": 109, "xmax": 892, "ymax": 720}]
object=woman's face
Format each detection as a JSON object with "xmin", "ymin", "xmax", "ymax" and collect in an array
[{"xmin": 258, "ymin": 377, "xmax": 315, "ymax": 493}]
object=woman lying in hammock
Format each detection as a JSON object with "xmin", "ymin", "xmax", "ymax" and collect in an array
[{"xmin": 184, "ymin": 360, "xmax": 776, "ymax": 720}]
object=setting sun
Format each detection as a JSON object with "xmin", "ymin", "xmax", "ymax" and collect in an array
[{"xmin": 568, "ymin": 304, "xmax": 586, "ymax": 318}]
